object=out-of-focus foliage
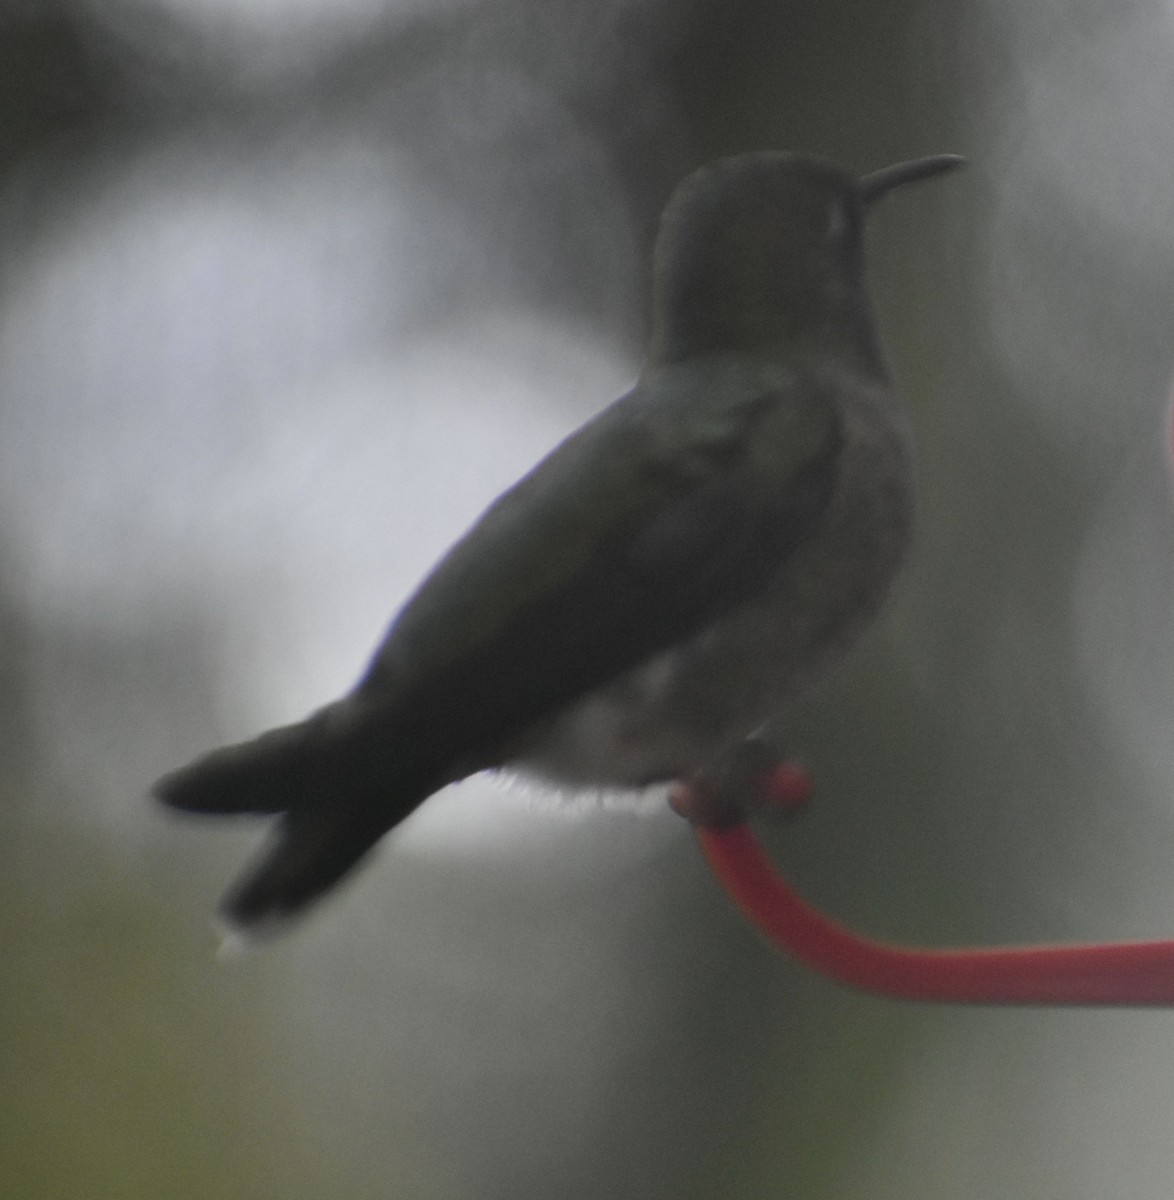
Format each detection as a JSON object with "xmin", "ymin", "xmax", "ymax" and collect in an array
[{"xmin": 4, "ymin": 2, "xmax": 1174, "ymax": 1198}]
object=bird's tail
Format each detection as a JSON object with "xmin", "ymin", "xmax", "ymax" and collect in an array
[{"xmin": 153, "ymin": 702, "xmax": 436, "ymax": 931}]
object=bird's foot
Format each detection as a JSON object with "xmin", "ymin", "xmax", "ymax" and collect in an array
[{"xmin": 668, "ymin": 739, "xmax": 812, "ymax": 827}]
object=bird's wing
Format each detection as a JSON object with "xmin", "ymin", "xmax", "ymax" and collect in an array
[{"xmin": 359, "ymin": 359, "xmax": 847, "ymax": 772}]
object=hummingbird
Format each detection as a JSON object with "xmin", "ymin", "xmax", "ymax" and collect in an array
[{"xmin": 155, "ymin": 150, "xmax": 965, "ymax": 933}]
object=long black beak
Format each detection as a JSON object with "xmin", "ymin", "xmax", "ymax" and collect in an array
[{"xmin": 858, "ymin": 154, "xmax": 966, "ymax": 204}]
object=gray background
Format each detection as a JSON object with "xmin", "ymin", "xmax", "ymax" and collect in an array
[{"xmin": 4, "ymin": 2, "xmax": 1174, "ymax": 1196}]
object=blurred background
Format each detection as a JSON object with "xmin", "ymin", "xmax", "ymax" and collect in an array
[{"xmin": 4, "ymin": 0, "xmax": 1174, "ymax": 1196}]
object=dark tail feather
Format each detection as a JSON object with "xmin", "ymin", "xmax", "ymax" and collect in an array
[
  {"xmin": 153, "ymin": 708, "xmax": 351, "ymax": 816},
  {"xmin": 220, "ymin": 797, "xmax": 414, "ymax": 930},
  {"xmin": 153, "ymin": 701, "xmax": 436, "ymax": 930}
]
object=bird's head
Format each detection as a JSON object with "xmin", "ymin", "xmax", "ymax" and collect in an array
[{"xmin": 649, "ymin": 151, "xmax": 964, "ymax": 365}]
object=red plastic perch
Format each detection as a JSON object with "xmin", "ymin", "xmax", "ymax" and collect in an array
[{"xmin": 680, "ymin": 765, "xmax": 1174, "ymax": 1006}]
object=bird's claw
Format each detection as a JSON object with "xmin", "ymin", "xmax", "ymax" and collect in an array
[{"xmin": 668, "ymin": 741, "xmax": 812, "ymax": 827}]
